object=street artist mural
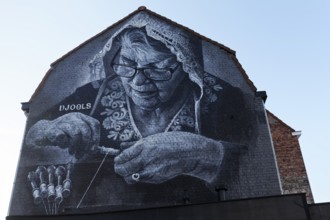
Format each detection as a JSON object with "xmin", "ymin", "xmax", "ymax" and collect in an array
[{"xmin": 9, "ymin": 9, "xmax": 282, "ymax": 216}]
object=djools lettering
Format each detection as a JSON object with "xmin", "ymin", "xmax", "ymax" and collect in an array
[{"xmin": 59, "ymin": 103, "xmax": 92, "ymax": 112}]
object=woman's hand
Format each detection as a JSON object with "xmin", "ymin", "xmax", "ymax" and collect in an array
[
  {"xmin": 114, "ymin": 131, "xmax": 226, "ymax": 184},
  {"xmin": 25, "ymin": 112, "xmax": 100, "ymax": 159}
]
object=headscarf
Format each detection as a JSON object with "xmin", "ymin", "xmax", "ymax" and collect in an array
[{"xmin": 89, "ymin": 11, "xmax": 205, "ymax": 133}]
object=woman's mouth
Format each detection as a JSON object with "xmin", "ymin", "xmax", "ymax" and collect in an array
[{"xmin": 132, "ymin": 89, "xmax": 158, "ymax": 98}]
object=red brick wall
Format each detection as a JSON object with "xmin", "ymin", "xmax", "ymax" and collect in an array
[{"xmin": 267, "ymin": 110, "xmax": 314, "ymax": 203}]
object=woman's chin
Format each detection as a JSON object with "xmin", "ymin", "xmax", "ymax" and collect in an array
[{"xmin": 131, "ymin": 96, "xmax": 160, "ymax": 111}]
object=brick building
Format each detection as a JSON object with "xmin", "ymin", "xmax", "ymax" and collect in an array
[{"xmin": 267, "ymin": 110, "xmax": 314, "ymax": 203}]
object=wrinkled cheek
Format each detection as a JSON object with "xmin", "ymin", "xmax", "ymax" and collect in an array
[{"xmin": 157, "ymin": 90, "xmax": 173, "ymax": 103}]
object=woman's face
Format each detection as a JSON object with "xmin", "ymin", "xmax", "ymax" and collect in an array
[{"xmin": 114, "ymin": 42, "xmax": 187, "ymax": 110}]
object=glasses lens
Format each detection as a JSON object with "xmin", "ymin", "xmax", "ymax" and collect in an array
[
  {"xmin": 113, "ymin": 64, "xmax": 135, "ymax": 77},
  {"xmin": 144, "ymin": 68, "xmax": 172, "ymax": 81}
]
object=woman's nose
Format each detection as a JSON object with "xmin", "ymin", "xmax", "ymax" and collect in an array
[{"xmin": 132, "ymin": 69, "xmax": 150, "ymax": 85}]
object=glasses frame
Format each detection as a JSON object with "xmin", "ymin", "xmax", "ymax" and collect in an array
[
  {"xmin": 112, "ymin": 63, "xmax": 180, "ymax": 81},
  {"xmin": 111, "ymin": 48, "xmax": 180, "ymax": 81}
]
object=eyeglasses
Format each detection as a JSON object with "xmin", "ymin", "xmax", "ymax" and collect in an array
[{"xmin": 112, "ymin": 63, "xmax": 180, "ymax": 81}]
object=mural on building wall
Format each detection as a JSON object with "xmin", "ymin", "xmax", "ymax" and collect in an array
[{"xmin": 9, "ymin": 12, "xmax": 259, "ymax": 216}]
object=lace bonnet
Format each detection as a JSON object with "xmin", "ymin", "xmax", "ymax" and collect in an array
[{"xmin": 89, "ymin": 11, "xmax": 204, "ymax": 91}]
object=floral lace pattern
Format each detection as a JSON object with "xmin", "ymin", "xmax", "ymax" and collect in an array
[
  {"xmin": 201, "ymin": 73, "xmax": 223, "ymax": 114},
  {"xmin": 99, "ymin": 74, "xmax": 222, "ymax": 141},
  {"xmin": 99, "ymin": 79, "xmax": 200, "ymax": 141},
  {"xmin": 100, "ymin": 79, "xmax": 137, "ymax": 142},
  {"xmin": 101, "ymin": 74, "xmax": 222, "ymax": 142},
  {"xmin": 169, "ymin": 98, "xmax": 195, "ymax": 132}
]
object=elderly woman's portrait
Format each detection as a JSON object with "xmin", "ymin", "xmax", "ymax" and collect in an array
[{"xmin": 10, "ymin": 12, "xmax": 259, "ymax": 216}]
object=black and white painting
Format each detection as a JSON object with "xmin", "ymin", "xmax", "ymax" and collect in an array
[{"xmin": 9, "ymin": 12, "xmax": 280, "ymax": 216}]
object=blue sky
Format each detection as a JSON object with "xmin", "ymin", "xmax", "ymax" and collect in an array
[{"xmin": 1, "ymin": 1, "xmax": 329, "ymax": 218}]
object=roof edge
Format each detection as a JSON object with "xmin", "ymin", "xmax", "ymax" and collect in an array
[
  {"xmin": 31, "ymin": 7, "xmax": 145, "ymax": 101},
  {"xmin": 140, "ymin": 7, "xmax": 236, "ymax": 55},
  {"xmin": 266, "ymin": 109, "xmax": 296, "ymax": 132},
  {"xmin": 50, "ymin": 7, "xmax": 144, "ymax": 67},
  {"xmin": 140, "ymin": 8, "xmax": 259, "ymax": 92},
  {"xmin": 31, "ymin": 6, "xmax": 258, "ymax": 100},
  {"xmin": 51, "ymin": 6, "xmax": 236, "ymax": 68},
  {"xmin": 229, "ymin": 54, "xmax": 257, "ymax": 91}
]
